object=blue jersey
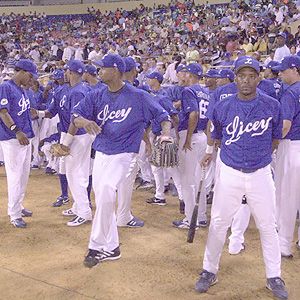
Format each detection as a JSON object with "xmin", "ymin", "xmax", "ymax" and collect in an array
[
  {"xmin": 0, "ymin": 80, "xmax": 34, "ymax": 141},
  {"xmin": 280, "ymin": 81, "xmax": 300, "ymax": 140},
  {"xmin": 258, "ymin": 78, "xmax": 287, "ymax": 100},
  {"xmin": 161, "ymin": 85, "xmax": 184, "ymax": 102},
  {"xmin": 86, "ymin": 81, "xmax": 106, "ymax": 90},
  {"xmin": 206, "ymin": 82, "xmax": 237, "ymax": 120},
  {"xmin": 178, "ymin": 84, "xmax": 210, "ymax": 132},
  {"xmin": 73, "ymin": 82, "xmax": 170, "ymax": 155},
  {"xmin": 151, "ymin": 94, "xmax": 178, "ymax": 135},
  {"xmin": 211, "ymin": 92, "xmax": 282, "ymax": 171}
]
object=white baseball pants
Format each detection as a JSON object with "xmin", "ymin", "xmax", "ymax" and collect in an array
[
  {"xmin": 89, "ymin": 152, "xmax": 137, "ymax": 252},
  {"xmin": 137, "ymin": 140, "xmax": 153, "ymax": 182},
  {"xmin": 178, "ymin": 130, "xmax": 206, "ymax": 223},
  {"xmin": 277, "ymin": 140, "xmax": 300, "ymax": 255},
  {"xmin": 64, "ymin": 133, "xmax": 94, "ymax": 220},
  {"xmin": 31, "ymin": 119, "xmax": 43, "ymax": 167},
  {"xmin": 0, "ymin": 144, "xmax": 3, "ymax": 161},
  {"xmin": 0, "ymin": 139, "xmax": 31, "ymax": 220},
  {"xmin": 41, "ymin": 143, "xmax": 59, "ymax": 172},
  {"xmin": 203, "ymin": 161, "xmax": 281, "ymax": 278}
]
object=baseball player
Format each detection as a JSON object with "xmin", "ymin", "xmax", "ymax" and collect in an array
[
  {"xmin": 273, "ymin": 55, "xmax": 300, "ymax": 258},
  {"xmin": 32, "ymin": 69, "xmax": 70, "ymax": 207},
  {"xmin": 204, "ymin": 69, "xmax": 219, "ymax": 93},
  {"xmin": 196, "ymin": 57, "xmax": 288, "ymax": 300},
  {"xmin": 83, "ymin": 65, "xmax": 104, "ymax": 90},
  {"xmin": 70, "ymin": 54, "xmax": 171, "ymax": 267},
  {"xmin": 172, "ymin": 63, "xmax": 210, "ymax": 228},
  {"xmin": 0, "ymin": 59, "xmax": 37, "ymax": 228},
  {"xmin": 216, "ymin": 69, "xmax": 235, "ymax": 87}
]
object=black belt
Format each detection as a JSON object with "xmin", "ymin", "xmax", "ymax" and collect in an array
[{"xmin": 232, "ymin": 167, "xmax": 258, "ymax": 173}]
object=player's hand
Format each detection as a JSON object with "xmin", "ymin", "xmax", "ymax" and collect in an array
[
  {"xmin": 201, "ymin": 153, "xmax": 213, "ymax": 167},
  {"xmin": 182, "ymin": 139, "xmax": 192, "ymax": 152},
  {"xmin": 30, "ymin": 108, "xmax": 38, "ymax": 120},
  {"xmin": 16, "ymin": 131, "xmax": 29, "ymax": 146},
  {"xmin": 83, "ymin": 120, "xmax": 102, "ymax": 135}
]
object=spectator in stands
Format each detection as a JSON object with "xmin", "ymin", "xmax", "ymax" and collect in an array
[{"xmin": 274, "ymin": 32, "xmax": 291, "ymax": 62}]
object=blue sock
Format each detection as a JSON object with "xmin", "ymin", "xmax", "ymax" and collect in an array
[
  {"xmin": 87, "ymin": 175, "xmax": 92, "ymax": 201},
  {"xmin": 59, "ymin": 174, "xmax": 68, "ymax": 198}
]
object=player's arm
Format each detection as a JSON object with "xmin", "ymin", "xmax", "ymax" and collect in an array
[
  {"xmin": 0, "ymin": 108, "xmax": 29, "ymax": 145},
  {"xmin": 272, "ymin": 139, "xmax": 279, "ymax": 152},
  {"xmin": 143, "ymin": 125, "xmax": 152, "ymax": 156},
  {"xmin": 282, "ymin": 120, "xmax": 291, "ymax": 138},
  {"xmin": 183, "ymin": 111, "xmax": 198, "ymax": 151}
]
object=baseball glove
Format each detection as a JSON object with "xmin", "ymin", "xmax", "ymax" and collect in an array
[
  {"xmin": 150, "ymin": 139, "xmax": 179, "ymax": 168},
  {"xmin": 50, "ymin": 144, "xmax": 71, "ymax": 157}
]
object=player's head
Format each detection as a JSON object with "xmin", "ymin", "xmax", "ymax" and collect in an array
[
  {"xmin": 204, "ymin": 69, "xmax": 219, "ymax": 89},
  {"xmin": 83, "ymin": 65, "xmax": 97, "ymax": 82},
  {"xmin": 273, "ymin": 55, "xmax": 300, "ymax": 85},
  {"xmin": 184, "ymin": 63, "xmax": 203, "ymax": 85},
  {"xmin": 94, "ymin": 54, "xmax": 125, "ymax": 84},
  {"xmin": 146, "ymin": 71, "xmax": 163, "ymax": 90},
  {"xmin": 123, "ymin": 57, "xmax": 139, "ymax": 83},
  {"xmin": 176, "ymin": 64, "xmax": 187, "ymax": 86},
  {"xmin": 217, "ymin": 69, "xmax": 234, "ymax": 86},
  {"xmin": 14, "ymin": 59, "xmax": 38, "ymax": 86},
  {"xmin": 263, "ymin": 61, "xmax": 280, "ymax": 79},
  {"xmin": 50, "ymin": 69, "xmax": 65, "ymax": 85},
  {"xmin": 65, "ymin": 60, "xmax": 84, "ymax": 83},
  {"xmin": 234, "ymin": 56, "xmax": 260, "ymax": 98}
]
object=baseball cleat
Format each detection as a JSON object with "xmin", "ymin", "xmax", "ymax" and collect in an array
[
  {"xmin": 67, "ymin": 216, "xmax": 91, "ymax": 227},
  {"xmin": 84, "ymin": 249, "xmax": 101, "ymax": 268},
  {"xmin": 136, "ymin": 180, "xmax": 154, "ymax": 190},
  {"xmin": 0, "ymin": 161, "xmax": 4, "ymax": 167},
  {"xmin": 146, "ymin": 197, "xmax": 166, "ymax": 206},
  {"xmin": 229, "ymin": 243, "xmax": 245, "ymax": 255},
  {"xmin": 10, "ymin": 218, "xmax": 27, "ymax": 228},
  {"xmin": 172, "ymin": 219, "xmax": 190, "ymax": 229},
  {"xmin": 52, "ymin": 196, "xmax": 69, "ymax": 207},
  {"xmin": 45, "ymin": 167, "xmax": 56, "ymax": 175},
  {"xmin": 266, "ymin": 277, "xmax": 288, "ymax": 300},
  {"xmin": 31, "ymin": 165, "xmax": 39, "ymax": 169},
  {"xmin": 21, "ymin": 208, "xmax": 33, "ymax": 217},
  {"xmin": 124, "ymin": 216, "xmax": 144, "ymax": 228},
  {"xmin": 198, "ymin": 220, "xmax": 208, "ymax": 228},
  {"xmin": 179, "ymin": 200, "xmax": 185, "ymax": 214},
  {"xmin": 195, "ymin": 270, "xmax": 218, "ymax": 293},
  {"xmin": 97, "ymin": 247, "xmax": 121, "ymax": 262},
  {"xmin": 281, "ymin": 253, "xmax": 293, "ymax": 259},
  {"xmin": 62, "ymin": 209, "xmax": 76, "ymax": 217}
]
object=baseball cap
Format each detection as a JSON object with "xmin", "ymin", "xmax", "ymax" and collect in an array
[
  {"xmin": 234, "ymin": 56, "xmax": 260, "ymax": 74},
  {"xmin": 185, "ymin": 63, "xmax": 203, "ymax": 77},
  {"xmin": 123, "ymin": 57, "xmax": 138, "ymax": 72},
  {"xmin": 85, "ymin": 65, "xmax": 97, "ymax": 76},
  {"xmin": 66, "ymin": 60, "xmax": 84, "ymax": 74},
  {"xmin": 224, "ymin": 52, "xmax": 232, "ymax": 58},
  {"xmin": 15, "ymin": 59, "xmax": 38, "ymax": 78},
  {"xmin": 50, "ymin": 69, "xmax": 64, "ymax": 80},
  {"xmin": 94, "ymin": 54, "xmax": 126, "ymax": 73},
  {"xmin": 147, "ymin": 72, "xmax": 164, "ymax": 84},
  {"xmin": 277, "ymin": 32, "xmax": 286, "ymax": 39},
  {"xmin": 204, "ymin": 69, "xmax": 220, "ymax": 78},
  {"xmin": 272, "ymin": 55, "xmax": 300, "ymax": 72},
  {"xmin": 218, "ymin": 69, "xmax": 235, "ymax": 81},
  {"xmin": 265, "ymin": 60, "xmax": 280, "ymax": 71},
  {"xmin": 176, "ymin": 64, "xmax": 186, "ymax": 73}
]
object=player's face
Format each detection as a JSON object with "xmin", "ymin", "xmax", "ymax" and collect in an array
[
  {"xmin": 204, "ymin": 77, "xmax": 216, "ymax": 88},
  {"xmin": 279, "ymin": 68, "xmax": 296, "ymax": 85},
  {"xmin": 20, "ymin": 70, "xmax": 33, "ymax": 86},
  {"xmin": 264, "ymin": 68, "xmax": 272, "ymax": 79},
  {"xmin": 147, "ymin": 78, "xmax": 157, "ymax": 89},
  {"xmin": 98, "ymin": 67, "xmax": 118, "ymax": 83},
  {"xmin": 235, "ymin": 67, "xmax": 260, "ymax": 97},
  {"xmin": 64, "ymin": 69, "xmax": 70, "ymax": 83},
  {"xmin": 177, "ymin": 71, "xmax": 186, "ymax": 85},
  {"xmin": 216, "ymin": 77, "xmax": 230, "ymax": 87},
  {"xmin": 82, "ymin": 72, "xmax": 88, "ymax": 82}
]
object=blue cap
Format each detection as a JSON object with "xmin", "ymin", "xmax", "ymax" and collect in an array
[
  {"xmin": 147, "ymin": 72, "xmax": 164, "ymax": 84},
  {"xmin": 224, "ymin": 52, "xmax": 232, "ymax": 58},
  {"xmin": 272, "ymin": 55, "xmax": 300, "ymax": 72},
  {"xmin": 15, "ymin": 59, "xmax": 38, "ymax": 77},
  {"xmin": 50, "ymin": 69, "xmax": 64, "ymax": 80},
  {"xmin": 94, "ymin": 54, "xmax": 126, "ymax": 73},
  {"xmin": 176, "ymin": 64, "xmax": 186, "ymax": 73},
  {"xmin": 85, "ymin": 65, "xmax": 97, "ymax": 76},
  {"xmin": 123, "ymin": 57, "xmax": 138, "ymax": 72},
  {"xmin": 297, "ymin": 51, "xmax": 300, "ymax": 57},
  {"xmin": 66, "ymin": 60, "xmax": 85, "ymax": 74},
  {"xmin": 277, "ymin": 32, "xmax": 286, "ymax": 39},
  {"xmin": 265, "ymin": 61, "xmax": 280, "ymax": 71},
  {"xmin": 234, "ymin": 56, "xmax": 260, "ymax": 74},
  {"xmin": 204, "ymin": 69, "xmax": 220, "ymax": 78},
  {"xmin": 185, "ymin": 63, "xmax": 203, "ymax": 77},
  {"xmin": 218, "ymin": 69, "xmax": 235, "ymax": 81}
]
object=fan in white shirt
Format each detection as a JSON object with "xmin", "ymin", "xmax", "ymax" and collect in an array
[
  {"xmin": 74, "ymin": 43, "xmax": 84, "ymax": 61},
  {"xmin": 274, "ymin": 33, "xmax": 291, "ymax": 62}
]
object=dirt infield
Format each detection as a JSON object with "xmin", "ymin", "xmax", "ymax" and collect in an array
[{"xmin": 0, "ymin": 167, "xmax": 299, "ymax": 300}]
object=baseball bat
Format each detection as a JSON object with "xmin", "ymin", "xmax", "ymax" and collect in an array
[{"xmin": 187, "ymin": 167, "xmax": 206, "ymax": 243}]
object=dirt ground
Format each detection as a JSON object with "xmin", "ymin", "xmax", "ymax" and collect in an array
[{"xmin": 0, "ymin": 167, "xmax": 299, "ymax": 300}]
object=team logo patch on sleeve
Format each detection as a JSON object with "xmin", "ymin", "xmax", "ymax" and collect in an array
[{"xmin": 0, "ymin": 98, "xmax": 8, "ymax": 105}]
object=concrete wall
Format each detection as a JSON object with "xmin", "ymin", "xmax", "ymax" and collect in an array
[{"xmin": 0, "ymin": 0, "xmax": 229, "ymax": 15}]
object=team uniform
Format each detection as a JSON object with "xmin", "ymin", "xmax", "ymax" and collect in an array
[
  {"xmin": 0, "ymin": 79, "xmax": 34, "ymax": 226},
  {"xmin": 73, "ymin": 82, "xmax": 169, "ymax": 263}
]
